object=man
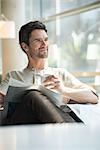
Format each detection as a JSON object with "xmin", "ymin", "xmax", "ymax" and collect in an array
[{"xmin": 0, "ymin": 21, "xmax": 98, "ymax": 125}]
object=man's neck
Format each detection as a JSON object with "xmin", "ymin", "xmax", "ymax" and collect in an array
[{"xmin": 27, "ymin": 58, "xmax": 47, "ymax": 71}]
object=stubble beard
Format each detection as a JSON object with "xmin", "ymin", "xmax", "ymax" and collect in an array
[{"xmin": 31, "ymin": 48, "xmax": 48, "ymax": 59}]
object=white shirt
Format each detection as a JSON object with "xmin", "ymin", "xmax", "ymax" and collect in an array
[{"xmin": 0, "ymin": 67, "xmax": 95, "ymax": 96}]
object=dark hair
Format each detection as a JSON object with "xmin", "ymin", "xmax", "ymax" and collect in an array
[{"xmin": 19, "ymin": 21, "xmax": 47, "ymax": 50}]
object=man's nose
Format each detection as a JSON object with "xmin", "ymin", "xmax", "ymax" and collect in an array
[
  {"xmin": 42, "ymin": 40, "xmax": 46, "ymax": 45},
  {"xmin": 42, "ymin": 40, "xmax": 47, "ymax": 45}
]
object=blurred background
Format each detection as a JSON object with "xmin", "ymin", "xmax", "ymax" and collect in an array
[{"xmin": 0, "ymin": 0, "xmax": 100, "ymax": 92}]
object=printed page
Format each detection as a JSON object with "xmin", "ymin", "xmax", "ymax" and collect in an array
[
  {"xmin": 6, "ymin": 78, "xmax": 39, "ymax": 102},
  {"xmin": 8, "ymin": 78, "xmax": 40, "ymax": 90},
  {"xmin": 9, "ymin": 78, "xmax": 32, "ymax": 87}
]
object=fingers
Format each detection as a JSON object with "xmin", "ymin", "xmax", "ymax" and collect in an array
[
  {"xmin": 43, "ymin": 75, "xmax": 57, "ymax": 82},
  {"xmin": 43, "ymin": 75, "xmax": 60, "ymax": 89}
]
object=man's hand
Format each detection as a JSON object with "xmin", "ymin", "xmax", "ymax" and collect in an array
[
  {"xmin": 43, "ymin": 75, "xmax": 65, "ymax": 92},
  {"xmin": 0, "ymin": 93, "xmax": 5, "ymax": 110}
]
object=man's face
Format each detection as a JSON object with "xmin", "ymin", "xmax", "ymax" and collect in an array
[{"xmin": 27, "ymin": 29, "xmax": 49, "ymax": 59}]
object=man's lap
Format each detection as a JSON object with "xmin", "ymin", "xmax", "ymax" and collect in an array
[{"xmin": 2, "ymin": 90, "xmax": 77, "ymax": 125}]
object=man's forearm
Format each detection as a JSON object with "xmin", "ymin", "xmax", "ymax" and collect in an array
[{"xmin": 61, "ymin": 87, "xmax": 98, "ymax": 104}]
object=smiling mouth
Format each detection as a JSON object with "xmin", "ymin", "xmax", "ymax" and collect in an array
[{"xmin": 40, "ymin": 48, "xmax": 48, "ymax": 52}]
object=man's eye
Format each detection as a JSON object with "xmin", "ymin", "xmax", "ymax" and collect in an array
[
  {"xmin": 35, "ymin": 39, "xmax": 40, "ymax": 42},
  {"xmin": 33, "ymin": 39, "xmax": 41, "ymax": 43},
  {"xmin": 32, "ymin": 38, "xmax": 48, "ymax": 44}
]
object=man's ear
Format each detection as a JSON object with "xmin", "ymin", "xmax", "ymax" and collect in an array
[{"xmin": 21, "ymin": 42, "xmax": 29, "ymax": 53}]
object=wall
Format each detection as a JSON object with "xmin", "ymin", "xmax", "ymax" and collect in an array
[
  {"xmin": 1, "ymin": 0, "xmax": 28, "ymax": 78},
  {"xmin": 0, "ymin": 0, "xmax": 2, "ymax": 77}
]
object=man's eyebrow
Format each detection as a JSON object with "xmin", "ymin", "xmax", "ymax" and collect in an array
[{"xmin": 32, "ymin": 37, "xmax": 48, "ymax": 40}]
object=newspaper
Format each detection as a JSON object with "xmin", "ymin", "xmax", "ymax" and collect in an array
[
  {"xmin": 9, "ymin": 78, "xmax": 33, "ymax": 87},
  {"xmin": 6, "ymin": 78, "xmax": 37, "ymax": 102},
  {"xmin": 6, "ymin": 78, "xmax": 63, "ymax": 107}
]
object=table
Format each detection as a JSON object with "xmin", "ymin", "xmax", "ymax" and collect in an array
[
  {"xmin": 68, "ymin": 103, "xmax": 100, "ymax": 125},
  {"xmin": 0, "ymin": 123, "xmax": 100, "ymax": 150}
]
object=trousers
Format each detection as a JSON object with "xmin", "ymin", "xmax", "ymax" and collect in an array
[{"xmin": 2, "ymin": 90, "xmax": 80, "ymax": 125}]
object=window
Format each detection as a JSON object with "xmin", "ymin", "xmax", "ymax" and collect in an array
[{"xmin": 26, "ymin": 0, "xmax": 100, "ymax": 72}]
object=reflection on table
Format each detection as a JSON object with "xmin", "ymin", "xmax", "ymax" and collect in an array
[{"xmin": 0, "ymin": 123, "xmax": 100, "ymax": 150}]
